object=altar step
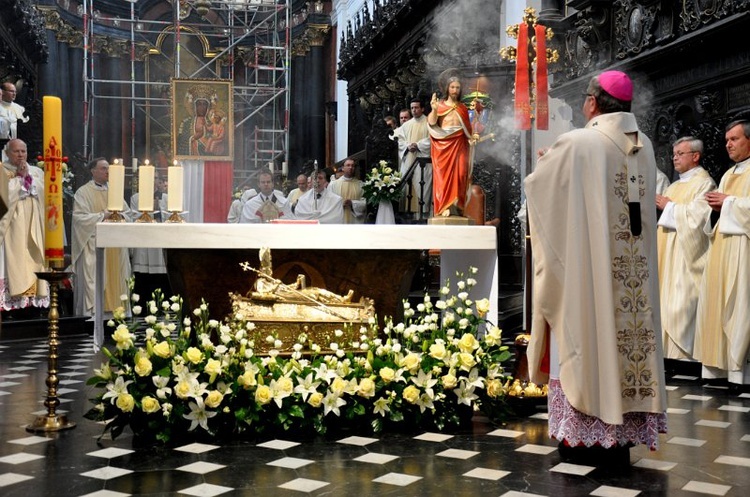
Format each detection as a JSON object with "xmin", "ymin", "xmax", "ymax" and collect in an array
[{"xmin": 0, "ymin": 315, "xmax": 93, "ymax": 342}]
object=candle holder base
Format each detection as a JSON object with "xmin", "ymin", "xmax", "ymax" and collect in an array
[
  {"xmin": 166, "ymin": 211, "xmax": 185, "ymax": 223},
  {"xmin": 136, "ymin": 211, "xmax": 155, "ymax": 223},
  {"xmin": 105, "ymin": 210, "xmax": 126, "ymax": 223},
  {"xmin": 27, "ymin": 414, "xmax": 76, "ymax": 433}
]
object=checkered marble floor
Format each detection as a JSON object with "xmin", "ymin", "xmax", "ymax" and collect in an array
[{"xmin": 1, "ymin": 335, "xmax": 749, "ymax": 496}]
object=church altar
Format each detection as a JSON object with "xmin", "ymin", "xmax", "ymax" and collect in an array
[{"xmin": 94, "ymin": 224, "xmax": 498, "ymax": 348}]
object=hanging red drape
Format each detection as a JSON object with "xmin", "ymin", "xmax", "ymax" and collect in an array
[
  {"xmin": 514, "ymin": 23, "xmax": 531, "ymax": 130},
  {"xmin": 203, "ymin": 161, "xmax": 233, "ymax": 222},
  {"xmin": 535, "ymin": 24, "xmax": 549, "ymax": 130}
]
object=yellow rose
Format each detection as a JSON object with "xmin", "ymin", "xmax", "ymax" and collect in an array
[
  {"xmin": 401, "ymin": 353, "xmax": 421, "ymax": 373},
  {"xmin": 185, "ymin": 347, "xmax": 203, "ymax": 364},
  {"xmin": 429, "ymin": 343, "xmax": 447, "ymax": 361},
  {"xmin": 458, "ymin": 352, "xmax": 476, "ymax": 370},
  {"xmin": 331, "ymin": 376, "xmax": 348, "ymax": 394},
  {"xmin": 134, "ymin": 356, "xmax": 153, "ymax": 377},
  {"xmin": 475, "ymin": 298, "xmax": 491, "ymax": 318},
  {"xmin": 141, "ymin": 396, "xmax": 161, "ymax": 413},
  {"xmin": 204, "ymin": 359, "xmax": 222, "ymax": 382},
  {"xmin": 402, "ymin": 385, "xmax": 420, "ymax": 404},
  {"xmin": 484, "ymin": 326, "xmax": 502, "ymax": 346},
  {"xmin": 442, "ymin": 373, "xmax": 458, "ymax": 390},
  {"xmin": 238, "ymin": 371, "xmax": 257, "ymax": 389},
  {"xmin": 116, "ymin": 393, "xmax": 135, "ymax": 412},
  {"xmin": 486, "ymin": 379, "xmax": 503, "ymax": 398},
  {"xmin": 255, "ymin": 385, "xmax": 272, "ymax": 405},
  {"xmin": 276, "ymin": 376, "xmax": 294, "ymax": 395},
  {"xmin": 153, "ymin": 341, "xmax": 172, "ymax": 359},
  {"xmin": 175, "ymin": 380, "xmax": 192, "ymax": 399},
  {"xmin": 112, "ymin": 325, "xmax": 133, "ymax": 351},
  {"xmin": 379, "ymin": 367, "xmax": 396, "ymax": 383},
  {"xmin": 357, "ymin": 377, "xmax": 376, "ymax": 398},
  {"xmin": 458, "ymin": 333, "xmax": 478, "ymax": 353},
  {"xmin": 308, "ymin": 391, "xmax": 324, "ymax": 408},
  {"xmin": 205, "ymin": 390, "xmax": 224, "ymax": 408}
]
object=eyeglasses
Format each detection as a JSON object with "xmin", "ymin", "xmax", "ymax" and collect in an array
[{"xmin": 673, "ymin": 151, "xmax": 697, "ymax": 157}]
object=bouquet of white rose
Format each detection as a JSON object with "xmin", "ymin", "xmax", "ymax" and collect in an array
[{"xmin": 362, "ymin": 160, "xmax": 403, "ymax": 205}]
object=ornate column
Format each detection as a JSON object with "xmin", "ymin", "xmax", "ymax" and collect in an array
[{"xmin": 307, "ymin": 24, "xmax": 330, "ymax": 166}]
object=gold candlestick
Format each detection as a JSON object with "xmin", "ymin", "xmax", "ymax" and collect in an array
[
  {"xmin": 136, "ymin": 211, "xmax": 155, "ymax": 223},
  {"xmin": 27, "ymin": 270, "xmax": 76, "ymax": 433},
  {"xmin": 166, "ymin": 211, "xmax": 185, "ymax": 223},
  {"xmin": 104, "ymin": 210, "xmax": 126, "ymax": 223}
]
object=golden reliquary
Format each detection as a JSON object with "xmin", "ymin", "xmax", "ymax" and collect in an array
[{"xmin": 228, "ymin": 248, "xmax": 376, "ymax": 355}]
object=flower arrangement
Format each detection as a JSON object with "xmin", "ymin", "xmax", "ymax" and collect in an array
[
  {"xmin": 85, "ymin": 269, "xmax": 512, "ymax": 445},
  {"xmin": 36, "ymin": 160, "xmax": 74, "ymax": 197},
  {"xmin": 362, "ymin": 160, "xmax": 403, "ymax": 205}
]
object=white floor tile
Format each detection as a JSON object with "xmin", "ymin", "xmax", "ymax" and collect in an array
[
  {"xmin": 665, "ymin": 386, "xmax": 679, "ymax": 391},
  {"xmin": 681, "ymin": 480, "xmax": 731, "ymax": 496},
  {"xmin": 372, "ymin": 472, "xmax": 422, "ymax": 486},
  {"xmin": 87, "ymin": 447, "xmax": 135, "ymax": 459},
  {"xmin": 667, "ymin": 436, "xmax": 706, "ymax": 447},
  {"xmin": 436, "ymin": 448, "xmax": 479, "ymax": 459},
  {"xmin": 718, "ymin": 405, "xmax": 750, "ymax": 413},
  {"xmin": 8, "ymin": 435, "xmax": 53, "ymax": 446},
  {"xmin": 337, "ymin": 435, "xmax": 379, "ymax": 446},
  {"xmin": 714, "ymin": 454, "xmax": 750, "ymax": 467},
  {"xmin": 741, "ymin": 434, "xmax": 750, "ymax": 442},
  {"xmin": 0, "ymin": 453, "xmax": 45, "ymax": 464},
  {"xmin": 529, "ymin": 412, "xmax": 549, "ymax": 420},
  {"xmin": 256, "ymin": 439, "xmax": 300, "ymax": 450},
  {"xmin": 0, "ymin": 472, "xmax": 34, "ymax": 487},
  {"xmin": 632, "ymin": 458, "xmax": 677, "ymax": 471},
  {"xmin": 0, "ymin": 381, "xmax": 20, "ymax": 388},
  {"xmin": 173, "ymin": 442, "xmax": 220, "ymax": 454},
  {"xmin": 177, "ymin": 461, "xmax": 227, "ymax": 474},
  {"xmin": 682, "ymin": 394, "xmax": 713, "ymax": 401},
  {"xmin": 666, "ymin": 407, "xmax": 690, "ymax": 414},
  {"xmin": 80, "ymin": 466, "xmax": 134, "ymax": 480},
  {"xmin": 672, "ymin": 375, "xmax": 699, "ymax": 381},
  {"xmin": 550, "ymin": 462, "xmax": 595, "ymax": 475},
  {"xmin": 499, "ymin": 492, "xmax": 546, "ymax": 497},
  {"xmin": 352, "ymin": 452, "xmax": 399, "ymax": 464},
  {"xmin": 463, "ymin": 467, "xmax": 510, "ymax": 480},
  {"xmin": 590, "ymin": 485, "xmax": 641, "ymax": 497},
  {"xmin": 695, "ymin": 420, "xmax": 731, "ymax": 428},
  {"xmin": 516, "ymin": 444, "xmax": 557, "ymax": 455},
  {"xmin": 78, "ymin": 490, "xmax": 131, "ymax": 497},
  {"xmin": 413, "ymin": 432, "xmax": 453, "ymax": 442},
  {"xmin": 178, "ymin": 483, "xmax": 234, "ymax": 496},
  {"xmin": 267, "ymin": 457, "xmax": 315, "ymax": 469},
  {"xmin": 278, "ymin": 478, "xmax": 330, "ymax": 492},
  {"xmin": 487, "ymin": 428, "xmax": 525, "ymax": 438}
]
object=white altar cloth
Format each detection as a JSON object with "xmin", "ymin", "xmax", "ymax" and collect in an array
[{"xmin": 94, "ymin": 224, "xmax": 499, "ymax": 348}]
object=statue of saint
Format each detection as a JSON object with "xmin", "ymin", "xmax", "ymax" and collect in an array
[{"xmin": 427, "ymin": 69, "xmax": 481, "ymax": 217}]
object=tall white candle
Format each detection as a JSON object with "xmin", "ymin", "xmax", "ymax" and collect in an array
[
  {"xmin": 107, "ymin": 160, "xmax": 125, "ymax": 211},
  {"xmin": 168, "ymin": 165, "xmax": 183, "ymax": 212},
  {"xmin": 132, "ymin": 157, "xmax": 138, "ymax": 172},
  {"xmin": 282, "ymin": 161, "xmax": 288, "ymax": 176},
  {"xmin": 138, "ymin": 164, "xmax": 155, "ymax": 211}
]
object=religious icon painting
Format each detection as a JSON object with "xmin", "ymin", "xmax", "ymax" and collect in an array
[{"xmin": 172, "ymin": 78, "xmax": 233, "ymax": 161}]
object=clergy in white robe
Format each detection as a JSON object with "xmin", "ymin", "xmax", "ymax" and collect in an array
[
  {"xmin": 293, "ymin": 170, "xmax": 343, "ymax": 224},
  {"xmin": 391, "ymin": 99, "xmax": 432, "ymax": 217},
  {"xmin": 655, "ymin": 137, "xmax": 715, "ymax": 360},
  {"xmin": 656, "ymin": 168, "xmax": 671, "ymax": 195},
  {"xmin": 694, "ymin": 119, "xmax": 750, "ymax": 387},
  {"xmin": 72, "ymin": 158, "xmax": 132, "ymax": 317},
  {"xmin": 0, "ymin": 139, "xmax": 48, "ymax": 309},
  {"xmin": 329, "ymin": 158, "xmax": 366, "ymax": 224},
  {"xmin": 525, "ymin": 71, "xmax": 667, "ymax": 456},
  {"xmin": 227, "ymin": 188, "xmax": 257, "ymax": 223},
  {"xmin": 287, "ymin": 173, "xmax": 308, "ymax": 210},
  {"xmin": 239, "ymin": 170, "xmax": 291, "ymax": 223}
]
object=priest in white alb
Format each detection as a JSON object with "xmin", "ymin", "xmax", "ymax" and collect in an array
[
  {"xmin": 655, "ymin": 136, "xmax": 715, "ymax": 361},
  {"xmin": 329, "ymin": 157, "xmax": 366, "ymax": 224},
  {"xmin": 72, "ymin": 157, "xmax": 132, "ymax": 317},
  {"xmin": 294, "ymin": 169, "xmax": 343, "ymax": 224},
  {"xmin": 240, "ymin": 169, "xmax": 291, "ymax": 223},
  {"xmin": 694, "ymin": 119, "xmax": 750, "ymax": 389},
  {"xmin": 525, "ymin": 71, "xmax": 667, "ymax": 465},
  {"xmin": 391, "ymin": 98, "xmax": 431, "ymax": 218},
  {"xmin": 0, "ymin": 139, "xmax": 48, "ymax": 310}
]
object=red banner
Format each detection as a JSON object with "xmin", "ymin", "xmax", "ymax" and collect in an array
[
  {"xmin": 535, "ymin": 24, "xmax": 549, "ymax": 130},
  {"xmin": 514, "ymin": 23, "xmax": 531, "ymax": 130}
]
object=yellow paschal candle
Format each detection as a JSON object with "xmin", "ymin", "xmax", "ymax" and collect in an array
[
  {"xmin": 43, "ymin": 96, "xmax": 64, "ymax": 269},
  {"xmin": 167, "ymin": 164, "xmax": 183, "ymax": 212},
  {"xmin": 138, "ymin": 163, "xmax": 155, "ymax": 211},
  {"xmin": 107, "ymin": 160, "xmax": 125, "ymax": 211}
]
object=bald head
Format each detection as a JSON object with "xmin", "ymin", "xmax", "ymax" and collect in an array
[{"xmin": 4, "ymin": 139, "xmax": 28, "ymax": 168}]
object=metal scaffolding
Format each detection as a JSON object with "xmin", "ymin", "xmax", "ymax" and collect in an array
[{"xmin": 82, "ymin": 0, "xmax": 290, "ymax": 185}]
